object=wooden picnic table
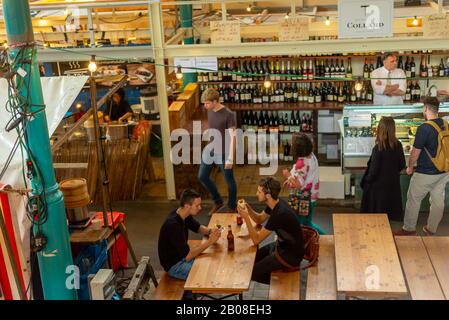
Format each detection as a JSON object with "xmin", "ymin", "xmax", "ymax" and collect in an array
[
  {"xmin": 421, "ymin": 236, "xmax": 449, "ymax": 299},
  {"xmin": 333, "ymin": 213, "xmax": 408, "ymax": 298},
  {"xmin": 184, "ymin": 213, "xmax": 258, "ymax": 299},
  {"xmin": 395, "ymin": 236, "xmax": 445, "ymax": 300}
]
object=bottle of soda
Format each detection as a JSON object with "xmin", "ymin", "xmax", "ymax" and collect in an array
[
  {"xmin": 227, "ymin": 225, "xmax": 235, "ymax": 251},
  {"xmin": 236, "ymin": 215, "xmax": 243, "ymax": 226}
]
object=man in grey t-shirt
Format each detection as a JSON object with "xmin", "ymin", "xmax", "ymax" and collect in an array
[{"xmin": 198, "ymin": 88, "xmax": 237, "ymax": 215}]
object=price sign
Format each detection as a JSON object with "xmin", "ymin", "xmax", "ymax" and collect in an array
[
  {"xmin": 278, "ymin": 17, "xmax": 310, "ymax": 41},
  {"xmin": 210, "ymin": 21, "xmax": 241, "ymax": 45},
  {"xmin": 423, "ymin": 14, "xmax": 449, "ymax": 38}
]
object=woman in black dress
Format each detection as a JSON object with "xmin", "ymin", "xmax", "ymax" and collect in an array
[{"xmin": 360, "ymin": 116, "xmax": 406, "ymax": 221}]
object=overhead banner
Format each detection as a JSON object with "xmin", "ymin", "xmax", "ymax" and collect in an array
[
  {"xmin": 338, "ymin": 0, "xmax": 393, "ymax": 39},
  {"xmin": 278, "ymin": 17, "xmax": 310, "ymax": 42},
  {"xmin": 210, "ymin": 21, "xmax": 241, "ymax": 45},
  {"xmin": 423, "ymin": 14, "xmax": 449, "ymax": 38}
]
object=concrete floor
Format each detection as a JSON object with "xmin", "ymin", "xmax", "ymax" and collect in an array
[{"xmin": 97, "ymin": 198, "xmax": 449, "ymax": 300}]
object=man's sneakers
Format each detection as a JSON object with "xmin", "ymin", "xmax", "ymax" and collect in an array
[
  {"xmin": 208, "ymin": 203, "xmax": 224, "ymax": 216},
  {"xmin": 422, "ymin": 225, "xmax": 435, "ymax": 236},
  {"xmin": 393, "ymin": 228, "xmax": 417, "ymax": 236},
  {"xmin": 393, "ymin": 226, "xmax": 436, "ymax": 236}
]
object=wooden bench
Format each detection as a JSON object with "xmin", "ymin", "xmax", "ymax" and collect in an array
[
  {"xmin": 269, "ymin": 270, "xmax": 301, "ymax": 300},
  {"xmin": 395, "ymin": 236, "xmax": 445, "ymax": 300},
  {"xmin": 150, "ymin": 240, "xmax": 202, "ymax": 300},
  {"xmin": 306, "ymin": 235, "xmax": 337, "ymax": 300}
]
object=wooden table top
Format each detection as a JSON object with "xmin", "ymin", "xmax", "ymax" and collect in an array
[
  {"xmin": 70, "ymin": 225, "xmax": 113, "ymax": 244},
  {"xmin": 184, "ymin": 213, "xmax": 258, "ymax": 294},
  {"xmin": 333, "ymin": 213, "xmax": 407, "ymax": 297},
  {"xmin": 421, "ymin": 236, "xmax": 449, "ymax": 300}
]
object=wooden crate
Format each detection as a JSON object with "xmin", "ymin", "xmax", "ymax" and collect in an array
[
  {"xmin": 184, "ymin": 83, "xmax": 200, "ymax": 114},
  {"xmin": 169, "ymin": 101, "xmax": 187, "ymax": 131},
  {"xmin": 176, "ymin": 91, "xmax": 195, "ymax": 118}
]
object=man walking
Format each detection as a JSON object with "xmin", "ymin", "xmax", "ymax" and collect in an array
[
  {"xmin": 198, "ymin": 88, "xmax": 237, "ymax": 215},
  {"xmin": 395, "ymin": 97, "xmax": 449, "ymax": 235}
]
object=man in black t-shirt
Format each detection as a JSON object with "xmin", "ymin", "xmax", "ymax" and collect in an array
[
  {"xmin": 158, "ymin": 189, "xmax": 221, "ymax": 280},
  {"xmin": 395, "ymin": 97, "xmax": 449, "ymax": 236},
  {"xmin": 237, "ymin": 177, "xmax": 304, "ymax": 284}
]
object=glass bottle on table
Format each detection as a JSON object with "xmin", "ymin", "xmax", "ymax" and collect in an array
[{"xmin": 227, "ymin": 225, "xmax": 234, "ymax": 251}]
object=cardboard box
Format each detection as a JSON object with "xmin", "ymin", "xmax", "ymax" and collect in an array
[
  {"xmin": 318, "ymin": 116, "xmax": 335, "ymax": 133},
  {"xmin": 326, "ymin": 144, "xmax": 339, "ymax": 159},
  {"xmin": 318, "ymin": 167, "xmax": 345, "ymax": 199}
]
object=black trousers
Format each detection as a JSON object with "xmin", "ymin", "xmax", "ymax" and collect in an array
[{"xmin": 251, "ymin": 242, "xmax": 285, "ymax": 285}]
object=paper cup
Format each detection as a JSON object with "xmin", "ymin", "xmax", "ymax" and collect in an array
[{"xmin": 92, "ymin": 219, "xmax": 102, "ymax": 231}]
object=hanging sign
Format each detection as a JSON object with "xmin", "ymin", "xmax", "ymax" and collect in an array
[
  {"xmin": 278, "ymin": 17, "xmax": 310, "ymax": 41},
  {"xmin": 338, "ymin": 0, "xmax": 393, "ymax": 39},
  {"xmin": 173, "ymin": 57, "xmax": 197, "ymax": 73},
  {"xmin": 195, "ymin": 57, "xmax": 218, "ymax": 72},
  {"xmin": 210, "ymin": 21, "xmax": 241, "ymax": 45},
  {"xmin": 423, "ymin": 14, "xmax": 449, "ymax": 38}
]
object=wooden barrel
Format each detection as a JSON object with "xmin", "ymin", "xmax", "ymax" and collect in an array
[{"xmin": 59, "ymin": 178, "xmax": 90, "ymax": 208}]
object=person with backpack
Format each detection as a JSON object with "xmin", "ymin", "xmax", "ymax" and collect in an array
[{"xmin": 394, "ymin": 97, "xmax": 449, "ymax": 236}]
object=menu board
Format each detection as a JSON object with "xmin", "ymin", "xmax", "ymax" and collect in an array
[
  {"xmin": 278, "ymin": 17, "xmax": 310, "ymax": 41},
  {"xmin": 210, "ymin": 21, "xmax": 241, "ymax": 44},
  {"xmin": 423, "ymin": 14, "xmax": 449, "ymax": 38}
]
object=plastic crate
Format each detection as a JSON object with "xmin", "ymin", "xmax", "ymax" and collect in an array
[{"xmin": 74, "ymin": 240, "xmax": 108, "ymax": 300}]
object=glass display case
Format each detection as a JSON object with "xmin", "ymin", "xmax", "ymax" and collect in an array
[{"xmin": 341, "ymin": 103, "xmax": 449, "ymax": 170}]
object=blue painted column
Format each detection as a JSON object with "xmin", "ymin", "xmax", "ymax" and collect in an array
[{"xmin": 2, "ymin": 0, "xmax": 77, "ymax": 300}]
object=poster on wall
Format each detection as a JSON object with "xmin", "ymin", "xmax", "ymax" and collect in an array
[
  {"xmin": 338, "ymin": 0, "xmax": 393, "ymax": 39},
  {"xmin": 126, "ymin": 63, "xmax": 156, "ymax": 85}
]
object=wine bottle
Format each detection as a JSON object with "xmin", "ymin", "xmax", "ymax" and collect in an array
[
  {"xmin": 410, "ymin": 57, "xmax": 416, "ymax": 78},
  {"xmin": 420, "ymin": 55, "xmax": 428, "ymax": 78},
  {"xmin": 325, "ymin": 59, "xmax": 330, "ymax": 78},
  {"xmin": 376, "ymin": 56, "xmax": 382, "ymax": 69},
  {"xmin": 405, "ymin": 56, "xmax": 411, "ymax": 78},
  {"xmin": 346, "ymin": 58, "xmax": 353, "ymax": 79},
  {"xmin": 405, "ymin": 81, "xmax": 411, "ymax": 101},
  {"xmin": 363, "ymin": 58, "xmax": 369, "ymax": 79},
  {"xmin": 439, "ymin": 58, "xmax": 446, "ymax": 77},
  {"xmin": 308, "ymin": 83, "xmax": 315, "ymax": 104}
]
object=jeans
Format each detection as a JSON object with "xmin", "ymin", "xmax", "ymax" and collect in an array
[
  {"xmin": 251, "ymin": 243, "xmax": 285, "ymax": 285},
  {"xmin": 198, "ymin": 152, "xmax": 237, "ymax": 210},
  {"xmin": 167, "ymin": 258, "xmax": 194, "ymax": 280},
  {"xmin": 403, "ymin": 172, "xmax": 449, "ymax": 233}
]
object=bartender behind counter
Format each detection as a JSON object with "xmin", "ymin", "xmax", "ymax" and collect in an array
[
  {"xmin": 371, "ymin": 53, "xmax": 406, "ymax": 105},
  {"xmin": 103, "ymin": 88, "xmax": 133, "ymax": 123}
]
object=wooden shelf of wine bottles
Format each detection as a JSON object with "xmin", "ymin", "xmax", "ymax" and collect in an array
[
  {"xmin": 228, "ymin": 102, "xmax": 350, "ymax": 111},
  {"xmin": 217, "ymin": 51, "xmax": 449, "ymax": 60}
]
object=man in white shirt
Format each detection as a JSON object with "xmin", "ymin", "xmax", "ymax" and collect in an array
[{"xmin": 371, "ymin": 53, "xmax": 407, "ymax": 105}]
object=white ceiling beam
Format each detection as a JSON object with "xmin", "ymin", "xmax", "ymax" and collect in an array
[{"xmin": 164, "ymin": 37, "xmax": 449, "ymax": 58}]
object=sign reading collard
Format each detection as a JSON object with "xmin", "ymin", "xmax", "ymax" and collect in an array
[{"xmin": 338, "ymin": 0, "xmax": 393, "ymax": 39}]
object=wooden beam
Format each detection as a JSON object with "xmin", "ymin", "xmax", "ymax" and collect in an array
[
  {"xmin": 51, "ymin": 75, "xmax": 127, "ymax": 152},
  {"xmin": 53, "ymin": 163, "xmax": 89, "ymax": 169},
  {"xmin": 165, "ymin": 28, "xmax": 187, "ymax": 45}
]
